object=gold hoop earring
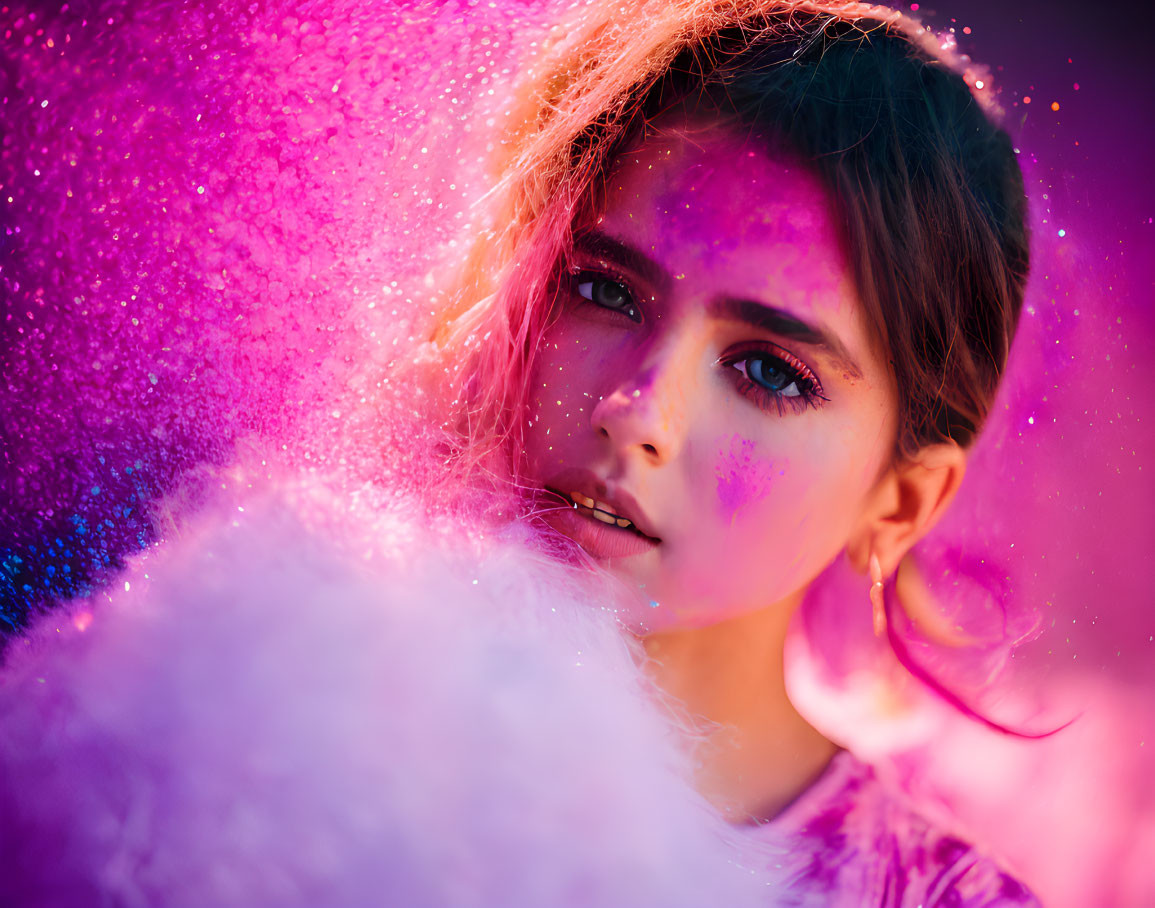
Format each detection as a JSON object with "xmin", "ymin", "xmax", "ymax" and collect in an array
[{"xmin": 869, "ymin": 553, "xmax": 886, "ymax": 637}]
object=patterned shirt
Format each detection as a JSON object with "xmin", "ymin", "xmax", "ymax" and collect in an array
[{"xmin": 752, "ymin": 751, "xmax": 1041, "ymax": 907}]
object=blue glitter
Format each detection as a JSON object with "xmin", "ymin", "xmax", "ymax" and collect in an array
[{"xmin": 1, "ymin": 456, "xmax": 162, "ymax": 645}]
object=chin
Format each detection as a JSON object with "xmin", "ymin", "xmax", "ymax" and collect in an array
[{"xmin": 606, "ymin": 586, "xmax": 726, "ymax": 636}]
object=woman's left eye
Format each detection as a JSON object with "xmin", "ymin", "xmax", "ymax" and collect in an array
[
  {"xmin": 723, "ymin": 346, "xmax": 827, "ymax": 415},
  {"xmin": 741, "ymin": 355, "xmax": 802, "ymax": 396},
  {"xmin": 574, "ymin": 270, "xmax": 642, "ymax": 323}
]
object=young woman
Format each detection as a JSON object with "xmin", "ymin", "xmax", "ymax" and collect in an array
[
  {"xmin": 0, "ymin": 1, "xmax": 1043, "ymax": 904},
  {"xmin": 428, "ymin": 0, "xmax": 1037, "ymax": 901}
]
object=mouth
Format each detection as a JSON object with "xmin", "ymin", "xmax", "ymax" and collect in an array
[
  {"xmin": 547, "ymin": 489, "xmax": 660, "ymax": 541},
  {"xmin": 538, "ymin": 485, "xmax": 661, "ymax": 560}
]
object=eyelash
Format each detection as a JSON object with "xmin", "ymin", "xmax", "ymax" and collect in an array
[
  {"xmin": 569, "ymin": 266, "xmax": 828, "ymax": 415},
  {"xmin": 570, "ymin": 267, "xmax": 643, "ymax": 323},
  {"xmin": 718, "ymin": 342, "xmax": 828, "ymax": 416}
]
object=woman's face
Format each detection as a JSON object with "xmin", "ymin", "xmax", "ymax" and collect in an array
[{"xmin": 524, "ymin": 118, "xmax": 897, "ymax": 632}]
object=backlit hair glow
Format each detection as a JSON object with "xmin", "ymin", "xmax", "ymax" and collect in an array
[{"xmin": 429, "ymin": 0, "xmax": 1028, "ymax": 478}]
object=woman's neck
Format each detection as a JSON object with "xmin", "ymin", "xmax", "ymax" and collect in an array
[{"xmin": 641, "ymin": 593, "xmax": 838, "ymax": 823}]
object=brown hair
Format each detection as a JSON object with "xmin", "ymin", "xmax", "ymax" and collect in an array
[{"xmin": 431, "ymin": 0, "xmax": 1029, "ymax": 466}]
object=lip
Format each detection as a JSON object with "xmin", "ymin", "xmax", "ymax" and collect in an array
[{"xmin": 538, "ymin": 467, "xmax": 661, "ymax": 560}]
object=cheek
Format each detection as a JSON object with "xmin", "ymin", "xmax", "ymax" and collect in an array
[
  {"xmin": 678, "ymin": 426, "xmax": 875, "ymax": 607},
  {"xmin": 714, "ymin": 435, "xmax": 781, "ymax": 525},
  {"xmin": 531, "ymin": 330, "xmax": 585, "ymax": 407},
  {"xmin": 525, "ymin": 329, "xmax": 604, "ymax": 463}
]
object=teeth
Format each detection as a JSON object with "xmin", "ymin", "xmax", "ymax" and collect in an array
[{"xmin": 568, "ymin": 491, "xmax": 636, "ymax": 531}]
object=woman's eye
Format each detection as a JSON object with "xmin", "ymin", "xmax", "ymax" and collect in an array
[
  {"xmin": 724, "ymin": 346, "xmax": 828, "ymax": 415},
  {"xmin": 740, "ymin": 355, "xmax": 803, "ymax": 397},
  {"xmin": 575, "ymin": 272, "xmax": 642, "ymax": 323}
]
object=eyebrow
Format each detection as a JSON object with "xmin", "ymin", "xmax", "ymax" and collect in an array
[
  {"xmin": 708, "ymin": 298, "xmax": 864, "ymax": 380},
  {"xmin": 572, "ymin": 229, "xmax": 864, "ymax": 380},
  {"xmin": 572, "ymin": 230, "xmax": 671, "ymax": 294}
]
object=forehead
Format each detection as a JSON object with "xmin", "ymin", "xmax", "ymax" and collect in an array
[
  {"xmin": 607, "ymin": 119, "xmax": 842, "ymax": 237},
  {"xmin": 596, "ymin": 117, "xmax": 864, "ymax": 336}
]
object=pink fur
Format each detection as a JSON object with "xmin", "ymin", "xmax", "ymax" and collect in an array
[{"xmin": 0, "ymin": 487, "xmax": 785, "ymax": 905}]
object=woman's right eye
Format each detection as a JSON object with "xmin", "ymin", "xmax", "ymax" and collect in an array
[{"xmin": 574, "ymin": 271, "xmax": 642, "ymax": 323}]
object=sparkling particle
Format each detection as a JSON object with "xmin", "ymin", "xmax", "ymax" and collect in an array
[
  {"xmin": 1051, "ymin": 101, "xmax": 1060, "ymax": 111},
  {"xmin": 974, "ymin": 79, "xmax": 984, "ymax": 90}
]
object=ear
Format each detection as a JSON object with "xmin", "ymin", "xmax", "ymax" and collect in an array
[{"xmin": 846, "ymin": 443, "xmax": 967, "ymax": 578}]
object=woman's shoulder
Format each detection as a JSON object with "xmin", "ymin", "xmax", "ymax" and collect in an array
[{"xmin": 754, "ymin": 751, "xmax": 1040, "ymax": 908}]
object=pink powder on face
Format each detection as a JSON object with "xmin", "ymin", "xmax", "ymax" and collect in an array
[{"xmin": 714, "ymin": 436, "xmax": 781, "ymax": 525}]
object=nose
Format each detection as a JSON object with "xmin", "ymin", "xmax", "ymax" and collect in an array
[{"xmin": 590, "ymin": 344, "xmax": 693, "ymax": 466}]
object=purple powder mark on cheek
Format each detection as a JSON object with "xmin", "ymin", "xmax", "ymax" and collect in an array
[{"xmin": 714, "ymin": 436, "xmax": 780, "ymax": 525}]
